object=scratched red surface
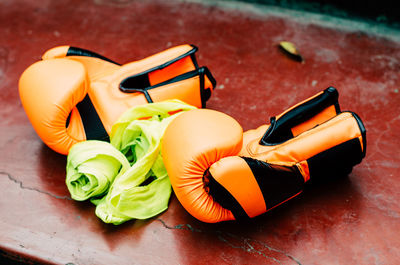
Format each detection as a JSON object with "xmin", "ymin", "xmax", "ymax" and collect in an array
[{"xmin": 1, "ymin": 0, "xmax": 399, "ymax": 264}]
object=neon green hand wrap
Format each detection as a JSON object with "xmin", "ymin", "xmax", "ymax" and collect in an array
[
  {"xmin": 66, "ymin": 140, "xmax": 130, "ymax": 201},
  {"xmin": 66, "ymin": 100, "xmax": 196, "ymax": 225}
]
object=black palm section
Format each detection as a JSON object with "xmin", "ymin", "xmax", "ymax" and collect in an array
[
  {"xmin": 204, "ymin": 158, "xmax": 304, "ymax": 220},
  {"xmin": 242, "ymin": 157, "xmax": 305, "ymax": 209},
  {"xmin": 74, "ymin": 95, "xmax": 109, "ymax": 141}
]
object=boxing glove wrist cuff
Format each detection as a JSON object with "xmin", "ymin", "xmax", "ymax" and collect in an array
[
  {"xmin": 261, "ymin": 87, "xmax": 340, "ymax": 145},
  {"xmin": 120, "ymin": 66, "xmax": 216, "ymax": 107}
]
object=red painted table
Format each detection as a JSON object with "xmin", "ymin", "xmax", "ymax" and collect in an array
[{"xmin": 1, "ymin": 0, "xmax": 399, "ymax": 264}]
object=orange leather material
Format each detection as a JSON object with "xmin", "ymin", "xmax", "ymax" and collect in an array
[
  {"xmin": 62, "ymin": 56, "xmax": 119, "ymax": 80},
  {"xmin": 241, "ymin": 124, "xmax": 269, "ymax": 155},
  {"xmin": 19, "ymin": 59, "xmax": 87, "ymax": 154},
  {"xmin": 91, "ymin": 70, "xmax": 210, "ymax": 133},
  {"xmin": 291, "ymin": 105, "xmax": 337, "ymax": 137},
  {"xmin": 162, "ymin": 109, "xmax": 243, "ymax": 223},
  {"xmin": 209, "ymin": 156, "xmax": 267, "ymax": 218},
  {"xmin": 20, "ymin": 44, "xmax": 215, "ymax": 155},
  {"xmin": 148, "ymin": 56, "xmax": 195, "ymax": 85},
  {"xmin": 41, "ymin": 45, "xmax": 70, "ymax": 60},
  {"xmin": 121, "ymin": 45, "xmax": 194, "ymax": 75},
  {"xmin": 73, "ymin": 45, "xmax": 201, "ymax": 133},
  {"xmin": 275, "ymin": 90, "xmax": 324, "ymax": 120}
]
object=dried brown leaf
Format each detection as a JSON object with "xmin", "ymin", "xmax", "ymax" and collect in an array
[{"xmin": 279, "ymin": 41, "xmax": 304, "ymax": 63}]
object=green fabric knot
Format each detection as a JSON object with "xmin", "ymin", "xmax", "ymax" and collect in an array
[
  {"xmin": 66, "ymin": 141, "xmax": 130, "ymax": 201},
  {"xmin": 66, "ymin": 100, "xmax": 196, "ymax": 224}
]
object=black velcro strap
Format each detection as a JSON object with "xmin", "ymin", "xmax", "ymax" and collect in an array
[
  {"xmin": 118, "ymin": 73, "xmax": 154, "ymax": 103},
  {"xmin": 242, "ymin": 157, "xmax": 304, "ymax": 210},
  {"xmin": 204, "ymin": 169, "xmax": 250, "ymax": 220},
  {"xmin": 76, "ymin": 95, "xmax": 109, "ymax": 141},
  {"xmin": 199, "ymin": 67, "xmax": 216, "ymax": 108}
]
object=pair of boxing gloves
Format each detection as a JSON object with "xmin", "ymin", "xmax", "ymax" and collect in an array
[{"xmin": 19, "ymin": 45, "xmax": 366, "ymax": 223}]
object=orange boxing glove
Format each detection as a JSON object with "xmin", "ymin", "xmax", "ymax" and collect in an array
[
  {"xmin": 162, "ymin": 88, "xmax": 366, "ymax": 223},
  {"xmin": 19, "ymin": 45, "xmax": 216, "ymax": 155}
]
